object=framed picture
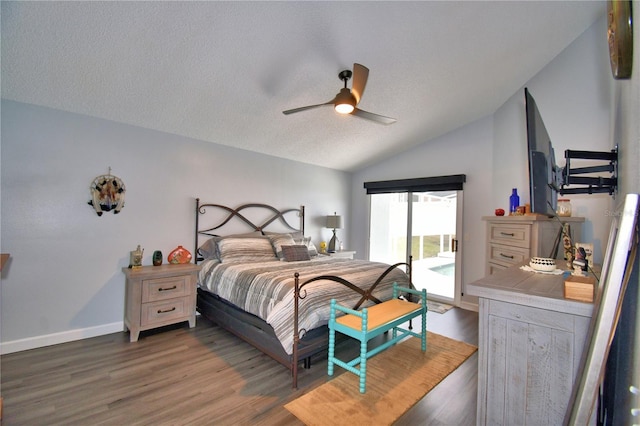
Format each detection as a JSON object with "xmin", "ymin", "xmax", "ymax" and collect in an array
[
  {"xmin": 564, "ymin": 194, "xmax": 639, "ymax": 423},
  {"xmin": 574, "ymin": 242, "xmax": 594, "ymax": 268}
]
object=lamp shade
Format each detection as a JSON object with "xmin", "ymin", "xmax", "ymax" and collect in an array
[{"xmin": 326, "ymin": 214, "xmax": 343, "ymax": 229}]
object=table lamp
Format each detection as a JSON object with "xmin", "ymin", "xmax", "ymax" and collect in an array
[{"xmin": 326, "ymin": 213, "xmax": 343, "ymax": 252}]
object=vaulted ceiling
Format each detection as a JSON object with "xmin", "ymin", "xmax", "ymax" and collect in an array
[{"xmin": 1, "ymin": 1, "xmax": 604, "ymax": 171}]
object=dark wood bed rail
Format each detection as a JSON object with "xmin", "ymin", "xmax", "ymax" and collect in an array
[{"xmin": 291, "ymin": 257, "xmax": 413, "ymax": 388}]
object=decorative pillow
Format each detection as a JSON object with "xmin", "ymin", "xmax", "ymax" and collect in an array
[
  {"xmin": 281, "ymin": 245, "xmax": 311, "ymax": 262},
  {"xmin": 198, "ymin": 238, "xmax": 218, "ymax": 260},
  {"xmin": 306, "ymin": 239, "xmax": 319, "ymax": 257},
  {"xmin": 294, "ymin": 235, "xmax": 318, "ymax": 257},
  {"xmin": 198, "ymin": 231, "xmax": 263, "ymax": 260},
  {"xmin": 217, "ymin": 237, "xmax": 277, "ymax": 263},
  {"xmin": 263, "ymin": 230, "xmax": 303, "ymax": 241},
  {"xmin": 267, "ymin": 233, "xmax": 297, "ymax": 259}
]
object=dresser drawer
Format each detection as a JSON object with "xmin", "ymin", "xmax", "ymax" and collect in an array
[
  {"xmin": 488, "ymin": 223, "xmax": 531, "ymax": 249},
  {"xmin": 142, "ymin": 275, "xmax": 190, "ymax": 302},
  {"xmin": 488, "ymin": 299, "xmax": 578, "ymax": 333},
  {"xmin": 141, "ymin": 297, "xmax": 190, "ymax": 326},
  {"xmin": 488, "ymin": 243, "xmax": 530, "ymax": 267},
  {"xmin": 487, "ymin": 262, "xmax": 508, "ymax": 275}
]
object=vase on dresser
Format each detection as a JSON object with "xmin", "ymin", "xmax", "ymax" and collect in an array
[
  {"xmin": 152, "ymin": 250, "xmax": 163, "ymax": 266},
  {"xmin": 167, "ymin": 245, "xmax": 192, "ymax": 264}
]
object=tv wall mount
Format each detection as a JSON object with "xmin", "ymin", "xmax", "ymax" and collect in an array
[{"xmin": 559, "ymin": 146, "xmax": 618, "ymax": 195}]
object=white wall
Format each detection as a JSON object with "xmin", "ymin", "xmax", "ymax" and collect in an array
[
  {"xmin": 351, "ymin": 115, "xmax": 494, "ymax": 304},
  {"xmin": 493, "ymin": 14, "xmax": 614, "ymax": 262},
  {"xmin": 615, "ymin": 2, "xmax": 640, "ymax": 196},
  {"xmin": 3, "ymin": 8, "xmax": 637, "ymax": 353},
  {"xmin": 0, "ymin": 100, "xmax": 350, "ymax": 352},
  {"xmin": 351, "ymin": 14, "xmax": 616, "ymax": 305}
]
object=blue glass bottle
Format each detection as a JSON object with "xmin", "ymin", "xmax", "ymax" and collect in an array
[{"xmin": 510, "ymin": 188, "xmax": 520, "ymax": 215}]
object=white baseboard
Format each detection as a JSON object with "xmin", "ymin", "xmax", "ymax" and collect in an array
[
  {"xmin": 1, "ymin": 321, "xmax": 124, "ymax": 355},
  {"xmin": 459, "ymin": 300, "xmax": 479, "ymax": 312}
]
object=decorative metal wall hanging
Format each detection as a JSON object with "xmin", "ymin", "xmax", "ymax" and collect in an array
[{"xmin": 88, "ymin": 167, "xmax": 126, "ymax": 216}]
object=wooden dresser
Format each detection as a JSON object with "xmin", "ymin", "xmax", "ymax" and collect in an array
[
  {"xmin": 483, "ymin": 215, "xmax": 584, "ymax": 275},
  {"xmin": 468, "ymin": 264, "xmax": 595, "ymax": 425},
  {"xmin": 122, "ymin": 264, "xmax": 201, "ymax": 342}
]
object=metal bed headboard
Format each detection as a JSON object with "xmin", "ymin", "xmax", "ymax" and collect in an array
[{"xmin": 194, "ymin": 198, "xmax": 305, "ymax": 263}]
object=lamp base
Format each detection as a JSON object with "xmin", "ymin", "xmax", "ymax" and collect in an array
[{"xmin": 328, "ymin": 230, "xmax": 338, "ymax": 253}]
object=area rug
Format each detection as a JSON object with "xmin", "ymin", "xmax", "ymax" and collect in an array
[
  {"xmin": 284, "ymin": 332, "xmax": 477, "ymax": 426},
  {"xmin": 427, "ymin": 300, "xmax": 453, "ymax": 314}
]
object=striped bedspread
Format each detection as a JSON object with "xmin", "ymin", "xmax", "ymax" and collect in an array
[{"xmin": 198, "ymin": 257, "xmax": 410, "ymax": 355}]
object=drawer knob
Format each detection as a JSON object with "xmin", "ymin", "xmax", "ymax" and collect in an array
[
  {"xmin": 158, "ymin": 285, "xmax": 177, "ymax": 292},
  {"xmin": 500, "ymin": 232, "xmax": 515, "ymax": 237},
  {"xmin": 499, "ymin": 253, "xmax": 515, "ymax": 259},
  {"xmin": 157, "ymin": 307, "xmax": 176, "ymax": 314}
]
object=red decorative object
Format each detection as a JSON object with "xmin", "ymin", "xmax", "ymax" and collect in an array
[
  {"xmin": 495, "ymin": 208, "xmax": 505, "ymax": 216},
  {"xmin": 167, "ymin": 245, "xmax": 192, "ymax": 264}
]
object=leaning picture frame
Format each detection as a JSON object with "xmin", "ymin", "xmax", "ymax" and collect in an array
[{"xmin": 564, "ymin": 193, "xmax": 639, "ymax": 424}]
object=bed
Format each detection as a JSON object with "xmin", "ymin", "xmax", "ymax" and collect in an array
[{"xmin": 193, "ymin": 199, "xmax": 412, "ymax": 388}]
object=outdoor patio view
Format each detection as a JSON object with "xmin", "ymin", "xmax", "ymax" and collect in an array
[{"xmin": 369, "ymin": 191, "xmax": 457, "ymax": 300}]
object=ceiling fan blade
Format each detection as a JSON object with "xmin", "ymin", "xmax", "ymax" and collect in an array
[
  {"xmin": 352, "ymin": 107, "xmax": 397, "ymax": 125},
  {"xmin": 282, "ymin": 101, "xmax": 333, "ymax": 115},
  {"xmin": 351, "ymin": 63, "xmax": 369, "ymax": 105}
]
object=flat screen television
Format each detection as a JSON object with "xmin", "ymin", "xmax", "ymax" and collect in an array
[{"xmin": 525, "ymin": 88, "xmax": 562, "ymax": 217}]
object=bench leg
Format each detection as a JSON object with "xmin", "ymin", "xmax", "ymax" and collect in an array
[
  {"xmin": 421, "ymin": 303, "xmax": 427, "ymax": 352},
  {"xmin": 359, "ymin": 339, "xmax": 367, "ymax": 393},
  {"xmin": 328, "ymin": 327, "xmax": 336, "ymax": 376}
]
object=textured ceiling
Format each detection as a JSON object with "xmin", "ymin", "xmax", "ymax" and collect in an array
[{"xmin": 1, "ymin": 1, "xmax": 604, "ymax": 171}]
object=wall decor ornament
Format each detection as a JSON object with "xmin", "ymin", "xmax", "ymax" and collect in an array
[
  {"xmin": 607, "ymin": 0, "xmax": 633, "ymax": 79},
  {"xmin": 88, "ymin": 167, "xmax": 126, "ymax": 216}
]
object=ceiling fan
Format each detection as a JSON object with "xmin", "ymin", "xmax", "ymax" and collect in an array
[{"xmin": 282, "ymin": 63, "xmax": 397, "ymax": 125}]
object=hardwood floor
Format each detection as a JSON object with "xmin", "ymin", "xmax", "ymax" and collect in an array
[{"xmin": 1, "ymin": 308, "xmax": 478, "ymax": 425}]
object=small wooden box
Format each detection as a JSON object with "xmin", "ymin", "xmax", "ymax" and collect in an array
[{"xmin": 564, "ymin": 275, "xmax": 596, "ymax": 302}]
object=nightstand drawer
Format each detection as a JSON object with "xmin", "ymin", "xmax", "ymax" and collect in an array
[
  {"xmin": 142, "ymin": 276, "xmax": 190, "ymax": 302},
  {"xmin": 488, "ymin": 243, "xmax": 530, "ymax": 267},
  {"xmin": 141, "ymin": 298, "xmax": 190, "ymax": 326},
  {"xmin": 488, "ymin": 223, "xmax": 531, "ymax": 249}
]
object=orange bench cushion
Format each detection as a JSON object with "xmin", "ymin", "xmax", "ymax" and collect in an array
[{"xmin": 336, "ymin": 299, "xmax": 421, "ymax": 331}]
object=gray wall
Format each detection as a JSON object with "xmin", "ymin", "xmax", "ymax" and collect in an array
[
  {"xmin": 350, "ymin": 15, "xmax": 627, "ymax": 306},
  {"xmin": 493, "ymin": 14, "xmax": 614, "ymax": 262},
  {"xmin": 0, "ymin": 101, "xmax": 350, "ymax": 352},
  {"xmin": 3, "ymin": 9, "xmax": 639, "ymax": 352},
  {"xmin": 615, "ymin": 1, "xmax": 640, "ymax": 197},
  {"xmin": 350, "ymin": 115, "xmax": 494, "ymax": 302}
]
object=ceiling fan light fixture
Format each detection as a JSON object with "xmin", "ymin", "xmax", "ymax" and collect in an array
[
  {"xmin": 334, "ymin": 88, "xmax": 355, "ymax": 114},
  {"xmin": 335, "ymin": 102, "xmax": 355, "ymax": 114},
  {"xmin": 282, "ymin": 63, "xmax": 396, "ymax": 124}
]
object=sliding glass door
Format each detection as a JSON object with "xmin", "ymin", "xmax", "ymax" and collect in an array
[
  {"xmin": 369, "ymin": 190, "xmax": 462, "ymax": 304},
  {"xmin": 369, "ymin": 193, "xmax": 408, "ymax": 265}
]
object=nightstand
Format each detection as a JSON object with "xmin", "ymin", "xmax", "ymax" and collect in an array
[
  {"xmin": 328, "ymin": 251, "xmax": 356, "ymax": 259},
  {"xmin": 122, "ymin": 263, "xmax": 201, "ymax": 342}
]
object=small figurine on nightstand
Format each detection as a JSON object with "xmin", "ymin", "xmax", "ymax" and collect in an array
[
  {"xmin": 319, "ymin": 241, "xmax": 327, "ymax": 254},
  {"xmin": 129, "ymin": 245, "xmax": 143, "ymax": 269},
  {"xmin": 572, "ymin": 246, "xmax": 589, "ymax": 276}
]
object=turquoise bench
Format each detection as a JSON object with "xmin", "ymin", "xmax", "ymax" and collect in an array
[{"xmin": 327, "ymin": 282, "xmax": 427, "ymax": 393}]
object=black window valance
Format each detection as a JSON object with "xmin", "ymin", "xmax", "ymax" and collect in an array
[{"xmin": 364, "ymin": 174, "xmax": 466, "ymax": 194}]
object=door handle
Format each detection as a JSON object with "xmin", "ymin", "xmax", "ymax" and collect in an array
[{"xmin": 451, "ymin": 239, "xmax": 458, "ymax": 252}]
